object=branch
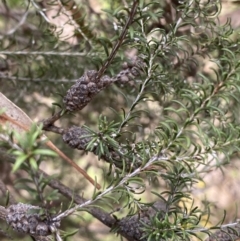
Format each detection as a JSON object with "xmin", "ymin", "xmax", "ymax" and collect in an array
[
  {"xmin": 53, "ymin": 155, "xmax": 159, "ymax": 221},
  {"xmin": 0, "ymin": 50, "xmax": 88, "ymax": 56},
  {"xmin": 96, "ymin": 0, "xmax": 139, "ymax": 79},
  {"xmin": 30, "ymin": 0, "xmax": 51, "ymax": 23},
  {"xmin": 41, "ymin": 110, "xmax": 65, "ymax": 129},
  {"xmin": 0, "ymin": 75, "xmax": 77, "ymax": 83}
]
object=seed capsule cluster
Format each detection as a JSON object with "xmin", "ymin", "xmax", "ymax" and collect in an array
[
  {"xmin": 62, "ymin": 126, "xmax": 123, "ymax": 165},
  {"xmin": 63, "ymin": 60, "xmax": 143, "ymax": 112},
  {"xmin": 112, "ymin": 61, "xmax": 142, "ymax": 83},
  {"xmin": 62, "ymin": 60, "xmax": 144, "ymax": 169},
  {"xmin": 6, "ymin": 203, "xmax": 60, "ymax": 236},
  {"xmin": 63, "ymin": 70, "xmax": 113, "ymax": 112},
  {"xmin": 118, "ymin": 201, "xmax": 167, "ymax": 241},
  {"xmin": 62, "ymin": 126, "xmax": 91, "ymax": 150},
  {"xmin": 62, "ymin": 126, "xmax": 143, "ymax": 171},
  {"xmin": 207, "ymin": 230, "xmax": 239, "ymax": 241}
]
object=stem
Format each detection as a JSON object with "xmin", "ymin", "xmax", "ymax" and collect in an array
[
  {"xmin": 96, "ymin": 0, "xmax": 139, "ymax": 79},
  {"xmin": 0, "ymin": 51, "xmax": 88, "ymax": 56},
  {"xmin": 42, "ymin": 110, "xmax": 65, "ymax": 128},
  {"xmin": 53, "ymin": 154, "xmax": 159, "ymax": 221}
]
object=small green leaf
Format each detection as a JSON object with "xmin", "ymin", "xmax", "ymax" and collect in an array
[
  {"xmin": 12, "ymin": 154, "xmax": 28, "ymax": 172},
  {"xmin": 29, "ymin": 157, "xmax": 38, "ymax": 170},
  {"xmin": 33, "ymin": 149, "xmax": 57, "ymax": 156}
]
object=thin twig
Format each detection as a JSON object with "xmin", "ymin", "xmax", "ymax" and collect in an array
[
  {"xmin": 96, "ymin": 0, "xmax": 139, "ymax": 79},
  {"xmin": 0, "ymin": 51, "xmax": 88, "ymax": 56},
  {"xmin": 42, "ymin": 124, "xmax": 65, "ymax": 134},
  {"xmin": 41, "ymin": 110, "xmax": 65, "ymax": 129},
  {"xmin": 0, "ymin": 75, "xmax": 77, "ymax": 83},
  {"xmin": 53, "ymin": 155, "xmax": 159, "ymax": 221},
  {"xmin": 30, "ymin": 0, "xmax": 51, "ymax": 23},
  {"xmin": 5, "ymin": 8, "xmax": 29, "ymax": 35},
  {"xmin": 2, "ymin": 0, "xmax": 10, "ymax": 13}
]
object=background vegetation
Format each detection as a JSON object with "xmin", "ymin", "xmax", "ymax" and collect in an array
[{"xmin": 1, "ymin": 0, "xmax": 240, "ymax": 240}]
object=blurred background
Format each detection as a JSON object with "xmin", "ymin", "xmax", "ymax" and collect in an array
[{"xmin": 1, "ymin": 0, "xmax": 240, "ymax": 240}]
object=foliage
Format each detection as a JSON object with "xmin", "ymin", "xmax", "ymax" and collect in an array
[{"xmin": 1, "ymin": 0, "xmax": 240, "ymax": 241}]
